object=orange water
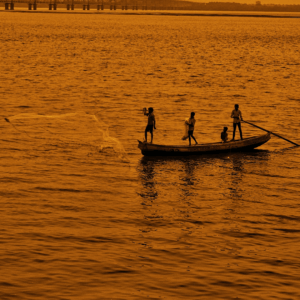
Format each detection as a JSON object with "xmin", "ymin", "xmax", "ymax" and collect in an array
[{"xmin": 1, "ymin": 12, "xmax": 300, "ymax": 300}]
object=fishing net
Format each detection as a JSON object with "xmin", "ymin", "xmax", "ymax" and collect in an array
[{"xmin": 5, "ymin": 112, "xmax": 129, "ymax": 162}]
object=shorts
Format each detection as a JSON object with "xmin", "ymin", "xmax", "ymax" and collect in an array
[
  {"xmin": 188, "ymin": 130, "xmax": 194, "ymax": 135},
  {"xmin": 145, "ymin": 125, "xmax": 154, "ymax": 133}
]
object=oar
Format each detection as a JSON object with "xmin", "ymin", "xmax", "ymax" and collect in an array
[{"xmin": 242, "ymin": 120, "xmax": 299, "ymax": 146}]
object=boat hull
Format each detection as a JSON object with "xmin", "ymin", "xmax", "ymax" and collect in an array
[{"xmin": 138, "ymin": 133, "xmax": 271, "ymax": 156}]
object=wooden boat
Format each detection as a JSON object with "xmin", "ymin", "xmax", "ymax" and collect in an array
[{"xmin": 138, "ymin": 133, "xmax": 271, "ymax": 156}]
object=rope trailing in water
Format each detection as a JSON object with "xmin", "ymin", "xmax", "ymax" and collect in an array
[{"xmin": 4, "ymin": 117, "xmax": 35, "ymax": 138}]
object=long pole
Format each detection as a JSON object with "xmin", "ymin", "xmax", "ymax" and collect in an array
[{"xmin": 243, "ymin": 120, "xmax": 299, "ymax": 146}]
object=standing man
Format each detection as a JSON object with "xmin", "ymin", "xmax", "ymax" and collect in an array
[
  {"xmin": 144, "ymin": 107, "xmax": 156, "ymax": 144},
  {"xmin": 231, "ymin": 104, "xmax": 243, "ymax": 140},
  {"xmin": 186, "ymin": 112, "xmax": 198, "ymax": 146}
]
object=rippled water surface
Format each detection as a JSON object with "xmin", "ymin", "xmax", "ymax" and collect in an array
[{"xmin": 1, "ymin": 11, "xmax": 300, "ymax": 300}]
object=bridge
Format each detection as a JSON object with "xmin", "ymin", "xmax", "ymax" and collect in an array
[{"xmin": 1, "ymin": 0, "xmax": 184, "ymax": 11}]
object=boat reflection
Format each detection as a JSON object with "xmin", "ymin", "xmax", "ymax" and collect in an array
[
  {"xmin": 137, "ymin": 150, "xmax": 271, "ymax": 203},
  {"xmin": 228, "ymin": 154, "xmax": 245, "ymax": 200},
  {"xmin": 136, "ymin": 150, "xmax": 271, "ymax": 241},
  {"xmin": 138, "ymin": 157, "xmax": 158, "ymax": 201},
  {"xmin": 222, "ymin": 150, "xmax": 270, "ymax": 200}
]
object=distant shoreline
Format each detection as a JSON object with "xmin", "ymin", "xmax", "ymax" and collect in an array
[{"xmin": 1, "ymin": 9, "xmax": 300, "ymax": 18}]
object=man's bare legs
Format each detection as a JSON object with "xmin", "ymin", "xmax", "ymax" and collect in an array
[
  {"xmin": 232, "ymin": 123, "xmax": 243, "ymax": 140},
  {"xmin": 189, "ymin": 133, "xmax": 198, "ymax": 146},
  {"xmin": 144, "ymin": 129, "xmax": 154, "ymax": 143}
]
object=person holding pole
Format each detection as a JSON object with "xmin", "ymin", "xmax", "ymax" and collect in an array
[{"xmin": 231, "ymin": 104, "xmax": 243, "ymax": 140}]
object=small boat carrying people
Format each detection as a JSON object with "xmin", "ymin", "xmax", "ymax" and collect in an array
[
  {"xmin": 138, "ymin": 105, "xmax": 299, "ymax": 156},
  {"xmin": 138, "ymin": 133, "xmax": 271, "ymax": 156}
]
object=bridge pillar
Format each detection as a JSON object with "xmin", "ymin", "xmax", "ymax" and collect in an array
[
  {"xmin": 5, "ymin": 2, "xmax": 14, "ymax": 10},
  {"xmin": 28, "ymin": 3, "xmax": 37, "ymax": 10},
  {"xmin": 49, "ymin": 4, "xmax": 56, "ymax": 10}
]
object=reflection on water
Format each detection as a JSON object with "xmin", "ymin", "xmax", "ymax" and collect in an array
[
  {"xmin": 138, "ymin": 150, "xmax": 271, "ymax": 204},
  {"xmin": 231, "ymin": 150, "xmax": 271, "ymax": 200},
  {"xmin": 134, "ymin": 150, "xmax": 296, "ymax": 300},
  {"xmin": 180, "ymin": 159, "xmax": 197, "ymax": 199},
  {"xmin": 138, "ymin": 157, "xmax": 158, "ymax": 201},
  {"xmin": 229, "ymin": 154, "xmax": 245, "ymax": 200}
]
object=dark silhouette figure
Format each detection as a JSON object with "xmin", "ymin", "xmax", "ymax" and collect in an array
[
  {"xmin": 231, "ymin": 104, "xmax": 243, "ymax": 140},
  {"xmin": 186, "ymin": 112, "xmax": 198, "ymax": 146},
  {"xmin": 144, "ymin": 107, "xmax": 156, "ymax": 143},
  {"xmin": 221, "ymin": 126, "xmax": 228, "ymax": 142}
]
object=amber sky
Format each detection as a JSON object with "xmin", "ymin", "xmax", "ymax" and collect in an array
[{"xmin": 187, "ymin": 0, "xmax": 300, "ymax": 4}]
